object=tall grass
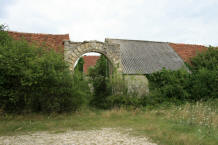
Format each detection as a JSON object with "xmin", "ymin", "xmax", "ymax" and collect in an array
[
  {"xmin": 172, "ymin": 102, "xmax": 217, "ymax": 128},
  {"xmin": 0, "ymin": 101, "xmax": 217, "ymax": 145},
  {"xmin": 148, "ymin": 101, "xmax": 218, "ymax": 129}
]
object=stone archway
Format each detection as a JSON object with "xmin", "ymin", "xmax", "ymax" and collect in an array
[{"xmin": 63, "ymin": 40, "xmax": 122, "ymax": 73}]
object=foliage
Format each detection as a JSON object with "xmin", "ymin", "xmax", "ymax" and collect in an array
[
  {"xmin": 0, "ymin": 24, "xmax": 89, "ymax": 113},
  {"xmin": 146, "ymin": 46, "xmax": 218, "ymax": 104},
  {"xmin": 88, "ymin": 55, "xmax": 112, "ymax": 109},
  {"xmin": 89, "ymin": 46, "xmax": 218, "ymax": 108},
  {"xmin": 72, "ymin": 69, "xmax": 91, "ymax": 106},
  {"xmin": 106, "ymin": 95, "xmax": 143, "ymax": 109},
  {"xmin": 88, "ymin": 55, "xmax": 138, "ymax": 109},
  {"xmin": 189, "ymin": 47, "xmax": 218, "ymax": 72},
  {"xmin": 188, "ymin": 47, "xmax": 218, "ymax": 100},
  {"xmin": 73, "ymin": 57, "xmax": 84, "ymax": 80},
  {"xmin": 88, "ymin": 56, "xmax": 143, "ymax": 109},
  {"xmin": 110, "ymin": 70, "xmax": 128, "ymax": 96},
  {"xmin": 188, "ymin": 68, "xmax": 218, "ymax": 101},
  {"xmin": 74, "ymin": 57, "xmax": 84, "ymax": 73},
  {"xmin": 88, "ymin": 55, "xmax": 109, "ymax": 78},
  {"xmin": 146, "ymin": 69, "xmax": 190, "ymax": 103}
]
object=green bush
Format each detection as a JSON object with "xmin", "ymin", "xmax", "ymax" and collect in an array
[
  {"xmin": 146, "ymin": 47, "xmax": 218, "ymax": 104},
  {"xmin": 188, "ymin": 68, "xmax": 218, "ymax": 101},
  {"xmin": 146, "ymin": 69, "xmax": 190, "ymax": 103},
  {"xmin": 106, "ymin": 95, "xmax": 143, "ymax": 109},
  {"xmin": 188, "ymin": 47, "xmax": 218, "ymax": 100},
  {"xmin": 189, "ymin": 47, "xmax": 218, "ymax": 72},
  {"xmin": 0, "ymin": 25, "xmax": 88, "ymax": 113},
  {"xmin": 88, "ymin": 55, "xmax": 112, "ymax": 109}
]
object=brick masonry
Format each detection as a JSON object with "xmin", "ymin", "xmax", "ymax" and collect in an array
[
  {"xmin": 8, "ymin": 31, "xmax": 69, "ymax": 53},
  {"xmin": 83, "ymin": 56, "xmax": 100, "ymax": 74},
  {"xmin": 8, "ymin": 31, "xmax": 208, "ymax": 65},
  {"xmin": 169, "ymin": 43, "xmax": 207, "ymax": 62}
]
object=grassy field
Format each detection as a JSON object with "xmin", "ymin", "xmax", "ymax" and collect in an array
[{"xmin": 0, "ymin": 101, "xmax": 217, "ymax": 145}]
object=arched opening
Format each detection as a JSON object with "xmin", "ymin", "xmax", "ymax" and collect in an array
[
  {"xmin": 73, "ymin": 52, "xmax": 115, "ymax": 103},
  {"xmin": 73, "ymin": 52, "xmax": 114, "ymax": 77},
  {"xmin": 65, "ymin": 41, "xmax": 122, "ymax": 74}
]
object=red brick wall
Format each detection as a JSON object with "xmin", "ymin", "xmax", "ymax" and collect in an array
[
  {"xmin": 7, "ymin": 31, "xmax": 210, "ymax": 65},
  {"xmin": 169, "ymin": 43, "xmax": 207, "ymax": 62},
  {"xmin": 8, "ymin": 31, "xmax": 69, "ymax": 53},
  {"xmin": 83, "ymin": 56, "xmax": 100, "ymax": 74}
]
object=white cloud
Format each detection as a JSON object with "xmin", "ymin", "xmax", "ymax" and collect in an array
[{"xmin": 0, "ymin": 0, "xmax": 218, "ymax": 45}]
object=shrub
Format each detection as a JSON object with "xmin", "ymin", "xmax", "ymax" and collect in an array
[
  {"xmin": 73, "ymin": 57, "xmax": 84, "ymax": 81},
  {"xmin": 106, "ymin": 95, "xmax": 142, "ymax": 109},
  {"xmin": 88, "ymin": 55, "xmax": 112, "ymax": 109},
  {"xmin": 0, "ymin": 25, "xmax": 88, "ymax": 113},
  {"xmin": 146, "ymin": 69, "xmax": 190, "ymax": 103},
  {"xmin": 189, "ymin": 47, "xmax": 218, "ymax": 72},
  {"xmin": 146, "ymin": 47, "xmax": 218, "ymax": 104},
  {"xmin": 188, "ymin": 47, "xmax": 218, "ymax": 100},
  {"xmin": 188, "ymin": 68, "xmax": 218, "ymax": 101}
]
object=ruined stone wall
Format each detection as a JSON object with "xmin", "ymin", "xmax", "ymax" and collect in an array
[
  {"xmin": 64, "ymin": 40, "xmax": 149, "ymax": 96},
  {"xmin": 63, "ymin": 40, "xmax": 122, "ymax": 72},
  {"xmin": 124, "ymin": 75, "xmax": 149, "ymax": 96}
]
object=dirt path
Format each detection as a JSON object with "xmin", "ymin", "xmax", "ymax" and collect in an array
[{"xmin": 0, "ymin": 128, "xmax": 156, "ymax": 145}]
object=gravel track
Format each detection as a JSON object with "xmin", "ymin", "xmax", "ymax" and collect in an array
[{"xmin": 0, "ymin": 128, "xmax": 157, "ymax": 145}]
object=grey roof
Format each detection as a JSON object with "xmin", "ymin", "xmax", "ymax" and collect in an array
[{"xmin": 107, "ymin": 38, "xmax": 186, "ymax": 74}]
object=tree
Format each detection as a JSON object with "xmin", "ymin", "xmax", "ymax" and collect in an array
[
  {"xmin": 75, "ymin": 57, "xmax": 84, "ymax": 73},
  {"xmin": 74, "ymin": 57, "xmax": 84, "ymax": 80},
  {"xmin": 189, "ymin": 47, "xmax": 218, "ymax": 72},
  {"xmin": 88, "ymin": 55, "xmax": 111, "ymax": 108}
]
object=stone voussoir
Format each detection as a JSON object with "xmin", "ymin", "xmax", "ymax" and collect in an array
[{"xmin": 64, "ymin": 40, "xmax": 122, "ymax": 74}]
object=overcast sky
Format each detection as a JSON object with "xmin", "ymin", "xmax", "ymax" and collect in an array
[{"xmin": 0, "ymin": 0, "xmax": 218, "ymax": 46}]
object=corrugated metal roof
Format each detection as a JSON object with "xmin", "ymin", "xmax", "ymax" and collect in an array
[{"xmin": 107, "ymin": 39, "xmax": 186, "ymax": 74}]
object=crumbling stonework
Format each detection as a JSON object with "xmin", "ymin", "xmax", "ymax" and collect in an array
[
  {"xmin": 64, "ymin": 40, "xmax": 149, "ymax": 96},
  {"xmin": 64, "ymin": 40, "xmax": 122, "ymax": 73},
  {"xmin": 124, "ymin": 75, "xmax": 149, "ymax": 96}
]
